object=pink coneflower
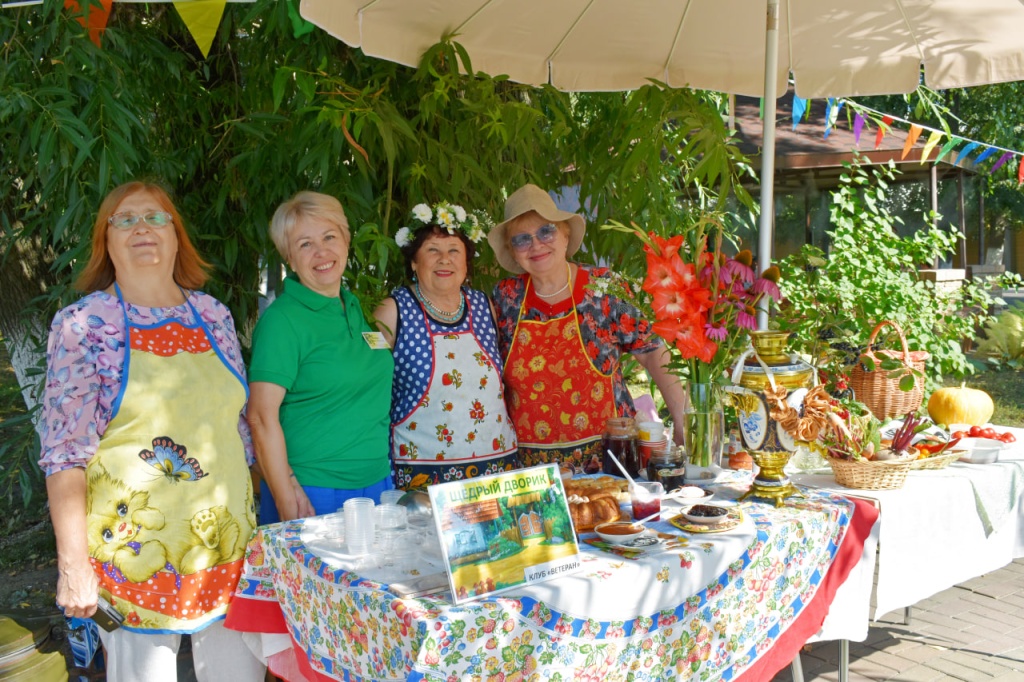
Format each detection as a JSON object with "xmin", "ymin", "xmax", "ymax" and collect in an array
[
  {"xmin": 705, "ymin": 323, "xmax": 729, "ymax": 341},
  {"xmin": 736, "ymin": 306, "xmax": 758, "ymax": 330},
  {"xmin": 722, "ymin": 258, "xmax": 754, "ymax": 284},
  {"xmin": 752, "ymin": 277, "xmax": 781, "ymax": 302}
]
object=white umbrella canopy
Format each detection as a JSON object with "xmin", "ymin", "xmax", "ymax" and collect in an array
[
  {"xmin": 299, "ymin": 0, "xmax": 1024, "ymax": 97},
  {"xmin": 299, "ymin": 0, "xmax": 1024, "ymax": 326}
]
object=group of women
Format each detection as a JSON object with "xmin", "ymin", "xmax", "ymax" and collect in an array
[{"xmin": 39, "ymin": 180, "xmax": 686, "ymax": 680}]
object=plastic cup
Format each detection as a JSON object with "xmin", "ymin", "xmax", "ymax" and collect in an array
[
  {"xmin": 631, "ymin": 481, "xmax": 664, "ymax": 521},
  {"xmin": 380, "ymin": 489, "xmax": 405, "ymax": 506},
  {"xmin": 637, "ymin": 421, "xmax": 665, "ymax": 442},
  {"xmin": 374, "ymin": 504, "xmax": 408, "ymax": 531},
  {"xmin": 343, "ymin": 497, "xmax": 375, "ymax": 555}
]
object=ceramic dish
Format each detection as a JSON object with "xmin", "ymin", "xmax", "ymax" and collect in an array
[
  {"xmin": 670, "ymin": 507, "xmax": 743, "ymax": 534},
  {"xmin": 594, "ymin": 521, "xmax": 647, "ymax": 544},
  {"xmin": 665, "ymin": 485, "xmax": 714, "ymax": 504},
  {"xmin": 680, "ymin": 504, "xmax": 730, "ymax": 525},
  {"xmin": 956, "ymin": 437, "xmax": 1009, "ymax": 464}
]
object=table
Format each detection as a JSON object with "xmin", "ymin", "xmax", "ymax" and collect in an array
[
  {"xmin": 225, "ymin": 488, "xmax": 876, "ymax": 682},
  {"xmin": 795, "ymin": 426, "xmax": 1024, "ymax": 622}
]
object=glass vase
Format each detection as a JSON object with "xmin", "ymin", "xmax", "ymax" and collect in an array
[{"xmin": 682, "ymin": 382, "xmax": 725, "ymax": 469}]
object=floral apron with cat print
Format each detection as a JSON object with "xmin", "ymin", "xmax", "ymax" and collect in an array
[
  {"xmin": 504, "ymin": 277, "xmax": 616, "ymax": 473},
  {"xmin": 85, "ymin": 285, "xmax": 255, "ymax": 634}
]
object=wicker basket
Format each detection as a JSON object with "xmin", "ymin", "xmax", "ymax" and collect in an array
[
  {"xmin": 909, "ymin": 449, "xmax": 963, "ymax": 470},
  {"xmin": 828, "ymin": 456, "xmax": 913, "ymax": 490},
  {"xmin": 848, "ymin": 321, "xmax": 929, "ymax": 421}
]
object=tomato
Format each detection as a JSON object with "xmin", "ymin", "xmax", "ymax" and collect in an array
[
  {"xmin": 969, "ymin": 425, "xmax": 984, "ymax": 437},
  {"xmin": 952, "ymin": 430, "xmax": 968, "ymax": 439},
  {"xmin": 999, "ymin": 432, "xmax": 1016, "ymax": 443},
  {"xmin": 980, "ymin": 427, "xmax": 998, "ymax": 440}
]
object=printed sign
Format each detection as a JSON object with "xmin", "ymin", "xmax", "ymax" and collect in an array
[{"xmin": 427, "ymin": 464, "xmax": 582, "ymax": 604}]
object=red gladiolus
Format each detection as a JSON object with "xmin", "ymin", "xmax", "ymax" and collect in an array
[{"xmin": 643, "ymin": 252, "xmax": 688, "ymax": 293}]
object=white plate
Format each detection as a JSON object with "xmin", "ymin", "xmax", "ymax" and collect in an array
[{"xmin": 956, "ymin": 437, "xmax": 1009, "ymax": 464}]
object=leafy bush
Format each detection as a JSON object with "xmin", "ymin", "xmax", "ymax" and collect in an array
[
  {"xmin": 775, "ymin": 158, "xmax": 999, "ymax": 391},
  {"xmin": 976, "ymin": 304, "xmax": 1024, "ymax": 370}
]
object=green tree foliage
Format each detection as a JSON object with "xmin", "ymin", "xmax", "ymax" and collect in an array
[
  {"xmin": 775, "ymin": 158, "xmax": 1000, "ymax": 389},
  {"xmin": 0, "ymin": 0, "xmax": 750, "ymax": 503}
]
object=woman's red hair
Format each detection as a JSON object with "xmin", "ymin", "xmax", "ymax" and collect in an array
[{"xmin": 75, "ymin": 182, "xmax": 210, "ymax": 292}]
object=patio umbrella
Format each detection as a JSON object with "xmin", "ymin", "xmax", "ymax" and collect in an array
[{"xmin": 299, "ymin": 0, "xmax": 1024, "ymax": 323}]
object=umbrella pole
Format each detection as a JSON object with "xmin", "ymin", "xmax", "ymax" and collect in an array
[{"xmin": 757, "ymin": 0, "xmax": 780, "ymax": 331}]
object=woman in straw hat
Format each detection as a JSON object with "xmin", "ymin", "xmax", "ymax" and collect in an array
[{"xmin": 489, "ymin": 183, "xmax": 687, "ymax": 472}]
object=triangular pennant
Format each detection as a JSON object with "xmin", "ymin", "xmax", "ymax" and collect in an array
[
  {"xmin": 901, "ymin": 125, "xmax": 923, "ymax": 160},
  {"xmin": 990, "ymin": 152, "xmax": 1013, "ymax": 173},
  {"xmin": 1018, "ymin": 157, "xmax": 1024, "ymax": 185},
  {"xmin": 874, "ymin": 115, "xmax": 894, "ymax": 150},
  {"xmin": 759, "ymin": 98, "xmax": 764, "ymax": 120},
  {"xmin": 64, "ymin": 0, "xmax": 114, "ymax": 48},
  {"xmin": 287, "ymin": 0, "xmax": 317, "ymax": 38},
  {"xmin": 852, "ymin": 113, "xmax": 866, "ymax": 145},
  {"xmin": 173, "ymin": 0, "xmax": 228, "ymax": 59},
  {"xmin": 953, "ymin": 141, "xmax": 981, "ymax": 167},
  {"xmin": 919, "ymin": 131, "xmax": 943, "ymax": 164},
  {"xmin": 933, "ymin": 137, "xmax": 962, "ymax": 165},
  {"xmin": 824, "ymin": 98, "xmax": 840, "ymax": 138},
  {"xmin": 972, "ymin": 147, "xmax": 999, "ymax": 166},
  {"xmin": 792, "ymin": 97, "xmax": 807, "ymax": 130}
]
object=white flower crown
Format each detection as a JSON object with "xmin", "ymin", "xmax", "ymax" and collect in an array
[{"xmin": 395, "ymin": 201, "xmax": 489, "ymax": 248}]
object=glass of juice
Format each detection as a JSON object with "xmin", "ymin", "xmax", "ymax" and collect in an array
[{"xmin": 631, "ymin": 481, "xmax": 664, "ymax": 521}]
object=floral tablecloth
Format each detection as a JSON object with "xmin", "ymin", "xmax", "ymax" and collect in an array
[{"xmin": 225, "ymin": 489, "xmax": 875, "ymax": 682}]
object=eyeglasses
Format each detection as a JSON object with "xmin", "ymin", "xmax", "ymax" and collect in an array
[
  {"xmin": 107, "ymin": 211, "xmax": 173, "ymax": 230},
  {"xmin": 509, "ymin": 223, "xmax": 559, "ymax": 252}
]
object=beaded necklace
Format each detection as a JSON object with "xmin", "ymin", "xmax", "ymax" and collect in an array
[
  {"xmin": 534, "ymin": 263, "xmax": 573, "ymax": 299},
  {"xmin": 414, "ymin": 281, "xmax": 465, "ymax": 323}
]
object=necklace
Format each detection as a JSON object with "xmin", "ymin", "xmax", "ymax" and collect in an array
[
  {"xmin": 414, "ymin": 282, "xmax": 465, "ymax": 322},
  {"xmin": 535, "ymin": 264, "xmax": 573, "ymax": 299}
]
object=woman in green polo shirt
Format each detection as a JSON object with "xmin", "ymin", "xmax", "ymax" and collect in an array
[{"xmin": 248, "ymin": 191, "xmax": 395, "ymax": 522}]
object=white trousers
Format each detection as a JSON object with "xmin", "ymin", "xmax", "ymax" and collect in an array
[{"xmin": 96, "ymin": 619, "xmax": 266, "ymax": 682}]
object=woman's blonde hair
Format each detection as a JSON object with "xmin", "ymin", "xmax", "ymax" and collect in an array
[{"xmin": 269, "ymin": 191, "xmax": 351, "ymax": 261}]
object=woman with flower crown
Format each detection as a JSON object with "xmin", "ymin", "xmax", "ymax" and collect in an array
[{"xmin": 373, "ymin": 201, "xmax": 519, "ymax": 489}]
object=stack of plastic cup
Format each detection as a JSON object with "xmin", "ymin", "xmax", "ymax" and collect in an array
[
  {"xmin": 637, "ymin": 421, "xmax": 668, "ymax": 470},
  {"xmin": 343, "ymin": 497, "xmax": 375, "ymax": 555},
  {"xmin": 374, "ymin": 504, "xmax": 408, "ymax": 532},
  {"xmin": 380, "ymin": 489, "xmax": 405, "ymax": 506}
]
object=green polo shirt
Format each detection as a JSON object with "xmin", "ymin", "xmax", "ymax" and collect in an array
[{"xmin": 249, "ymin": 275, "xmax": 394, "ymax": 489}]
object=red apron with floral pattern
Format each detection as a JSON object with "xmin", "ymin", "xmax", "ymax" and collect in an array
[
  {"xmin": 85, "ymin": 288, "xmax": 255, "ymax": 633},
  {"xmin": 504, "ymin": 278, "xmax": 616, "ymax": 472}
]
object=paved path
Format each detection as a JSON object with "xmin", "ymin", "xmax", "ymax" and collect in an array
[{"xmin": 772, "ymin": 558, "xmax": 1024, "ymax": 682}]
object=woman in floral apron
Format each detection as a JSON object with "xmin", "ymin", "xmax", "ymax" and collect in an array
[
  {"xmin": 39, "ymin": 182, "xmax": 263, "ymax": 682},
  {"xmin": 374, "ymin": 202, "xmax": 518, "ymax": 489},
  {"xmin": 490, "ymin": 184, "xmax": 688, "ymax": 472}
]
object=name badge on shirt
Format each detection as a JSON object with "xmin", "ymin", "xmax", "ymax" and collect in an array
[{"xmin": 362, "ymin": 331, "xmax": 391, "ymax": 350}]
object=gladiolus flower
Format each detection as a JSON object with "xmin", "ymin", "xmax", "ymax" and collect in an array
[
  {"xmin": 643, "ymin": 253, "xmax": 689, "ymax": 293},
  {"xmin": 644, "ymin": 233, "xmax": 685, "ymax": 259}
]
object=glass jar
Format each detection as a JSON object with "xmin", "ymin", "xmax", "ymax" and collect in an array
[
  {"xmin": 602, "ymin": 417, "xmax": 639, "ymax": 478},
  {"xmin": 646, "ymin": 444, "xmax": 684, "ymax": 485}
]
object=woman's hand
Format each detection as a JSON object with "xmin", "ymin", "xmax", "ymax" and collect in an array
[
  {"xmin": 56, "ymin": 557, "xmax": 100, "ymax": 618},
  {"xmin": 276, "ymin": 475, "xmax": 316, "ymax": 521}
]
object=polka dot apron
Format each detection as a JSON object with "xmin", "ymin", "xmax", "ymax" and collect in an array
[{"xmin": 85, "ymin": 285, "xmax": 255, "ymax": 633}]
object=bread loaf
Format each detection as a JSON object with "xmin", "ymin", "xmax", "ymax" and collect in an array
[{"xmin": 566, "ymin": 492, "xmax": 623, "ymax": 531}]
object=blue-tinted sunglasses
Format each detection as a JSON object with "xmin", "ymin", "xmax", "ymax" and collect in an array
[{"xmin": 510, "ymin": 223, "xmax": 559, "ymax": 252}]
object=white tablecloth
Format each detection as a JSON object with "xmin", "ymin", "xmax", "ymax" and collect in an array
[{"xmin": 794, "ymin": 426, "xmax": 1024, "ymax": 621}]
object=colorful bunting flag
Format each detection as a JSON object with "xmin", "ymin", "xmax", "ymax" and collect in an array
[
  {"xmin": 1018, "ymin": 157, "xmax": 1024, "ymax": 185},
  {"xmin": 874, "ymin": 115, "xmax": 894, "ymax": 150},
  {"xmin": 933, "ymin": 137, "xmax": 962, "ymax": 165},
  {"xmin": 824, "ymin": 99, "xmax": 843, "ymax": 138},
  {"xmin": 852, "ymin": 113, "xmax": 866, "ymax": 145},
  {"xmin": 952, "ymin": 141, "xmax": 981, "ymax": 167},
  {"xmin": 919, "ymin": 132, "xmax": 944, "ymax": 164},
  {"xmin": 65, "ymin": 0, "xmax": 114, "ymax": 48},
  {"xmin": 972, "ymin": 147, "xmax": 999, "ymax": 165},
  {"xmin": 990, "ymin": 152, "xmax": 1013, "ymax": 174},
  {"xmin": 901, "ymin": 125, "xmax": 923, "ymax": 160},
  {"xmin": 173, "ymin": 0, "xmax": 228, "ymax": 59},
  {"xmin": 792, "ymin": 97, "xmax": 807, "ymax": 130}
]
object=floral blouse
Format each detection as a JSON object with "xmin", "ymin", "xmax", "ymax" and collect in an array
[
  {"xmin": 37, "ymin": 290, "xmax": 253, "ymax": 476},
  {"xmin": 492, "ymin": 265, "xmax": 661, "ymax": 416}
]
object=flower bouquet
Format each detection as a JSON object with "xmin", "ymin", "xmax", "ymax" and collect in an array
[{"xmin": 604, "ymin": 215, "xmax": 781, "ymax": 471}]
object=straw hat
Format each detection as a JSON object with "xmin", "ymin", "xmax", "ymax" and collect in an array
[{"xmin": 488, "ymin": 184, "xmax": 586, "ymax": 273}]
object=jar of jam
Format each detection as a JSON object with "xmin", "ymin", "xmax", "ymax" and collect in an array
[
  {"xmin": 646, "ymin": 444, "xmax": 683, "ymax": 484},
  {"xmin": 657, "ymin": 466, "xmax": 687, "ymax": 491},
  {"xmin": 602, "ymin": 417, "xmax": 640, "ymax": 478}
]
